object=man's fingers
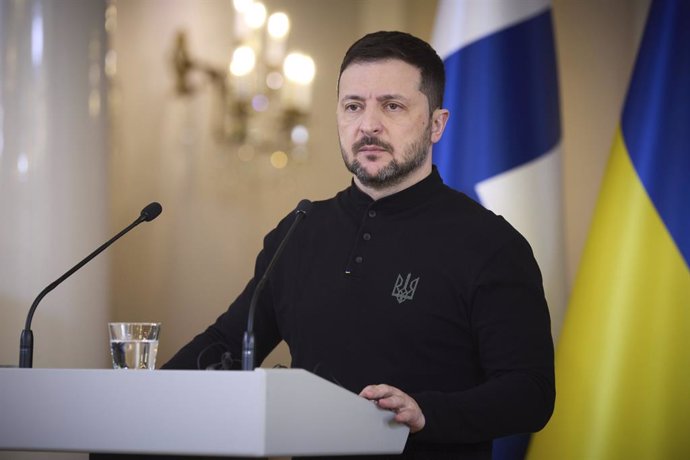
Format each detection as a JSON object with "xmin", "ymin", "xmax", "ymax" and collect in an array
[
  {"xmin": 359, "ymin": 383, "xmax": 395, "ymax": 400},
  {"xmin": 372, "ymin": 393, "xmax": 404, "ymax": 410},
  {"xmin": 359, "ymin": 384, "xmax": 426, "ymax": 434}
]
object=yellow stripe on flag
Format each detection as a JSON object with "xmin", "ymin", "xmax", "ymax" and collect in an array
[{"xmin": 527, "ymin": 129, "xmax": 690, "ymax": 460}]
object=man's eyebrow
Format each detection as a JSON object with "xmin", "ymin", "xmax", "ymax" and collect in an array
[
  {"xmin": 377, "ymin": 94, "xmax": 409, "ymax": 102},
  {"xmin": 339, "ymin": 94, "xmax": 410, "ymax": 102},
  {"xmin": 340, "ymin": 94, "xmax": 365, "ymax": 102}
]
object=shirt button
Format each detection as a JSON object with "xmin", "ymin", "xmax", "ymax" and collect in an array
[
  {"xmin": 355, "ymin": 256, "xmax": 364, "ymax": 264},
  {"xmin": 368, "ymin": 210, "xmax": 377, "ymax": 218},
  {"xmin": 363, "ymin": 233, "xmax": 371, "ymax": 241}
]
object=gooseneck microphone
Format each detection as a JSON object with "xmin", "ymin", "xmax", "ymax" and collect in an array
[
  {"xmin": 242, "ymin": 199, "xmax": 312, "ymax": 371},
  {"xmin": 18, "ymin": 202, "xmax": 163, "ymax": 368}
]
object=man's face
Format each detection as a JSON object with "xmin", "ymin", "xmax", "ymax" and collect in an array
[{"xmin": 337, "ymin": 59, "xmax": 444, "ymax": 191}]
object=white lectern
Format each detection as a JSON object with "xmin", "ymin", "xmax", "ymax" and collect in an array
[{"xmin": 0, "ymin": 368, "xmax": 408, "ymax": 457}]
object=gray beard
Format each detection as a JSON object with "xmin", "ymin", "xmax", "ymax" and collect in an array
[{"xmin": 340, "ymin": 126, "xmax": 432, "ymax": 190}]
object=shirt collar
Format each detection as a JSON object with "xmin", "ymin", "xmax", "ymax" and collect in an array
[{"xmin": 345, "ymin": 165, "xmax": 445, "ymax": 214}]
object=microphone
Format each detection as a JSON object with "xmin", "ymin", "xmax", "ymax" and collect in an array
[
  {"xmin": 242, "ymin": 199, "xmax": 312, "ymax": 371},
  {"xmin": 18, "ymin": 202, "xmax": 163, "ymax": 368}
]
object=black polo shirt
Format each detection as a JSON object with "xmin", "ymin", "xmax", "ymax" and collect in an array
[{"xmin": 164, "ymin": 167, "xmax": 555, "ymax": 458}]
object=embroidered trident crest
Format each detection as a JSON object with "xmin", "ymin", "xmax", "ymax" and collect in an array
[{"xmin": 391, "ymin": 273, "xmax": 420, "ymax": 304}]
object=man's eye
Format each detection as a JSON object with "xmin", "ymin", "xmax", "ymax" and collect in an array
[
  {"xmin": 344, "ymin": 104, "xmax": 360, "ymax": 112},
  {"xmin": 386, "ymin": 103, "xmax": 401, "ymax": 110}
]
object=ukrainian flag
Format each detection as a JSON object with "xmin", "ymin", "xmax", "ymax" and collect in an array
[{"xmin": 528, "ymin": 1, "xmax": 690, "ymax": 458}]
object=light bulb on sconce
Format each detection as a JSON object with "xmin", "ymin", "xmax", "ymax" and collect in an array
[
  {"xmin": 268, "ymin": 13, "xmax": 290, "ymax": 39},
  {"xmin": 172, "ymin": 1, "xmax": 315, "ymax": 167}
]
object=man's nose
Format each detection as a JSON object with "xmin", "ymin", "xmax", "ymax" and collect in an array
[{"xmin": 359, "ymin": 107, "xmax": 383, "ymax": 136}]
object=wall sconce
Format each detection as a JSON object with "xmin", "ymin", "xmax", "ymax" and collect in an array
[{"xmin": 172, "ymin": 0, "xmax": 315, "ymax": 166}]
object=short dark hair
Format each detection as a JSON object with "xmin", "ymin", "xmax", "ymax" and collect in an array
[{"xmin": 338, "ymin": 31, "xmax": 446, "ymax": 112}]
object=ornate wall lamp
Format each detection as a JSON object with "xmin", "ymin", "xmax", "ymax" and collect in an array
[{"xmin": 172, "ymin": 0, "xmax": 315, "ymax": 167}]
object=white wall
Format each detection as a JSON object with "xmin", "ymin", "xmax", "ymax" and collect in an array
[{"xmin": 108, "ymin": 0, "xmax": 360, "ymax": 367}]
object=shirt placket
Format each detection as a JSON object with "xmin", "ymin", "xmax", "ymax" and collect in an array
[{"xmin": 344, "ymin": 204, "xmax": 379, "ymax": 277}]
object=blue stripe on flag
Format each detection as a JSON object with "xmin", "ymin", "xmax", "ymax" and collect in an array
[
  {"xmin": 621, "ymin": 0, "xmax": 690, "ymax": 267},
  {"xmin": 435, "ymin": 10, "xmax": 560, "ymax": 202}
]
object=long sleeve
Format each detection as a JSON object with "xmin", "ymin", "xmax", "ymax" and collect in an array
[{"xmin": 411, "ymin": 234, "xmax": 555, "ymax": 444}]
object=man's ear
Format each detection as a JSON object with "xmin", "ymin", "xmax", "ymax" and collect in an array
[{"xmin": 430, "ymin": 108, "xmax": 450, "ymax": 143}]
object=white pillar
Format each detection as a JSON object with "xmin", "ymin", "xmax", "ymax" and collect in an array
[{"xmin": 0, "ymin": 0, "xmax": 109, "ymax": 370}]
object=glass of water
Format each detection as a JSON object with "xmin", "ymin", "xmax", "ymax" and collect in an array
[{"xmin": 108, "ymin": 322, "xmax": 161, "ymax": 370}]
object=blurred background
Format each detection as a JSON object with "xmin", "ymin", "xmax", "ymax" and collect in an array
[{"xmin": 0, "ymin": 0, "xmax": 654, "ymax": 448}]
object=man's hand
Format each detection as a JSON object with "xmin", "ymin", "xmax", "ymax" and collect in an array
[{"xmin": 359, "ymin": 384, "xmax": 426, "ymax": 433}]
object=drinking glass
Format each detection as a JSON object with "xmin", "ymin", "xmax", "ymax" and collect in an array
[{"xmin": 108, "ymin": 322, "xmax": 161, "ymax": 370}]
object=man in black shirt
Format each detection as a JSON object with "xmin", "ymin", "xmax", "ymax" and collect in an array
[{"xmin": 164, "ymin": 31, "xmax": 555, "ymax": 459}]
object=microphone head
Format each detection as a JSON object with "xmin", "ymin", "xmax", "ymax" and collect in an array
[
  {"xmin": 140, "ymin": 202, "xmax": 163, "ymax": 222},
  {"xmin": 295, "ymin": 199, "xmax": 312, "ymax": 216}
]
